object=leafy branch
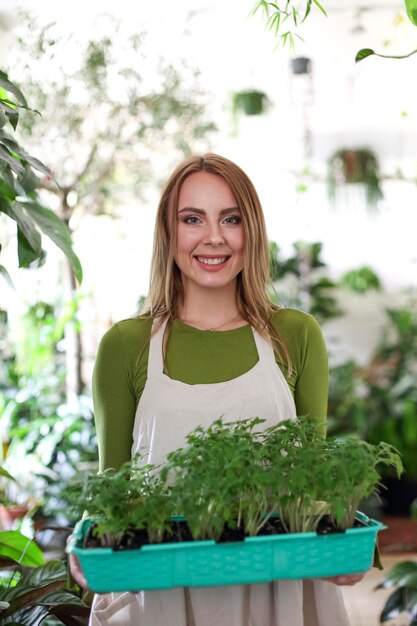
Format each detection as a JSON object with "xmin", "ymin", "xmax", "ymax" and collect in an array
[
  {"xmin": 356, "ymin": 46, "xmax": 417, "ymax": 63},
  {"xmin": 0, "ymin": 70, "xmax": 82, "ymax": 285},
  {"xmin": 356, "ymin": 0, "xmax": 417, "ymax": 63},
  {"xmin": 250, "ymin": 0, "xmax": 327, "ymax": 49}
]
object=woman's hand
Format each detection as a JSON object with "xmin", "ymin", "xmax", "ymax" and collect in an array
[
  {"xmin": 320, "ymin": 572, "xmax": 366, "ymax": 586},
  {"xmin": 68, "ymin": 552, "xmax": 89, "ymax": 590}
]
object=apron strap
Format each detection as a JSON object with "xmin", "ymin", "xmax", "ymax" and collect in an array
[
  {"xmin": 147, "ymin": 318, "xmax": 167, "ymax": 378},
  {"xmin": 252, "ymin": 328, "xmax": 278, "ymax": 368}
]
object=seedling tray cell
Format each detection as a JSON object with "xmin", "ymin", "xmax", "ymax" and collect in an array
[{"xmin": 67, "ymin": 512, "xmax": 385, "ymax": 593}]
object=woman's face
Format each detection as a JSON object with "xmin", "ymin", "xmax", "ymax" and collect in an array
[{"xmin": 174, "ymin": 171, "xmax": 244, "ymax": 294}]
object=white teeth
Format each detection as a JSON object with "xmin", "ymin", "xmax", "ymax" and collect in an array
[{"xmin": 196, "ymin": 257, "xmax": 227, "ymax": 265}]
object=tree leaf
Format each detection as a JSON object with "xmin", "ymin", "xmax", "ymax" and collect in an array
[
  {"xmin": 312, "ymin": 0, "xmax": 327, "ymax": 16},
  {"xmin": 0, "ymin": 98, "xmax": 19, "ymax": 130},
  {"xmin": 405, "ymin": 0, "xmax": 417, "ymax": 25},
  {"xmin": 6, "ymin": 110, "xmax": 19, "ymax": 131},
  {"xmin": 0, "ymin": 466, "xmax": 16, "ymax": 481},
  {"xmin": 405, "ymin": 589, "xmax": 417, "ymax": 613},
  {"xmin": 0, "ymin": 145, "xmax": 24, "ymax": 174},
  {"xmin": 0, "ymin": 109, "xmax": 7, "ymax": 128},
  {"xmin": 0, "ymin": 603, "xmax": 50, "ymax": 626},
  {"xmin": 355, "ymin": 48, "xmax": 375, "ymax": 63},
  {"xmin": 0, "ymin": 530, "xmax": 44, "ymax": 567},
  {"xmin": 0, "ymin": 175, "xmax": 17, "ymax": 200},
  {"xmin": 380, "ymin": 587, "xmax": 405, "ymax": 621},
  {"xmin": 21, "ymin": 560, "xmax": 66, "ymax": 587},
  {"xmin": 17, "ymin": 164, "xmax": 39, "ymax": 196},
  {"xmin": 0, "ymin": 137, "xmax": 53, "ymax": 178},
  {"xmin": 17, "ymin": 228, "xmax": 43, "ymax": 268},
  {"xmin": 1, "ymin": 200, "xmax": 42, "ymax": 254},
  {"xmin": 0, "ymin": 98, "xmax": 17, "ymax": 114},
  {"xmin": 0, "ymin": 265, "xmax": 15, "ymax": 289},
  {"xmin": 376, "ymin": 561, "xmax": 417, "ymax": 589},
  {"xmin": 0, "ymin": 71, "xmax": 28, "ymax": 106},
  {"xmin": 49, "ymin": 603, "xmax": 91, "ymax": 626},
  {"xmin": 38, "ymin": 590, "xmax": 88, "ymax": 607},
  {"xmin": 0, "ymin": 580, "xmax": 63, "ymax": 619},
  {"xmin": 22, "ymin": 201, "xmax": 83, "ymax": 284},
  {"xmin": 24, "ymin": 155, "xmax": 53, "ymax": 178}
]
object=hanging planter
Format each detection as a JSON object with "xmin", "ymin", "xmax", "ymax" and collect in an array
[
  {"xmin": 291, "ymin": 57, "xmax": 312, "ymax": 75},
  {"xmin": 232, "ymin": 90, "xmax": 268, "ymax": 116},
  {"xmin": 327, "ymin": 148, "xmax": 383, "ymax": 208}
]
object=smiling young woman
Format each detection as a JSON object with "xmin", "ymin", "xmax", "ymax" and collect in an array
[
  {"xmin": 173, "ymin": 171, "xmax": 245, "ymax": 330},
  {"xmin": 70, "ymin": 153, "xmax": 361, "ymax": 626}
]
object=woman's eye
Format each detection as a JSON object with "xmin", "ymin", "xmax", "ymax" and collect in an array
[
  {"xmin": 183, "ymin": 215, "xmax": 201, "ymax": 224},
  {"xmin": 223, "ymin": 215, "xmax": 241, "ymax": 225}
]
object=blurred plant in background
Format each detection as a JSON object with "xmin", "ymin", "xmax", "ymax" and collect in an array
[
  {"xmin": 270, "ymin": 241, "xmax": 417, "ymax": 513},
  {"xmin": 328, "ymin": 299, "xmax": 417, "ymax": 515},
  {"xmin": 6, "ymin": 11, "xmax": 216, "ymax": 407},
  {"xmin": 0, "ymin": 304, "xmax": 97, "ymax": 522},
  {"xmin": 269, "ymin": 240, "xmax": 342, "ymax": 324},
  {"xmin": 250, "ymin": 0, "xmax": 327, "ymax": 49},
  {"xmin": 0, "ymin": 72, "xmax": 82, "ymax": 286}
]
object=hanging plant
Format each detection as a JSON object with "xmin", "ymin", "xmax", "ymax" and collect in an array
[
  {"xmin": 232, "ymin": 90, "xmax": 268, "ymax": 116},
  {"xmin": 327, "ymin": 148, "xmax": 383, "ymax": 208},
  {"xmin": 339, "ymin": 266, "xmax": 382, "ymax": 293}
]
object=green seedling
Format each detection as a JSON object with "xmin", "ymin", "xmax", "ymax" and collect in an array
[{"xmin": 67, "ymin": 417, "xmax": 403, "ymax": 546}]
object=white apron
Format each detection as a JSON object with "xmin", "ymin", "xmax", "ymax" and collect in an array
[{"xmin": 90, "ymin": 321, "xmax": 351, "ymax": 626}]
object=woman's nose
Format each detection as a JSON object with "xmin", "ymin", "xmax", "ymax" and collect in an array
[{"xmin": 204, "ymin": 222, "xmax": 225, "ymax": 246}]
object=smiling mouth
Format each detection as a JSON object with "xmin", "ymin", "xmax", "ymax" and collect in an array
[{"xmin": 195, "ymin": 256, "xmax": 230, "ymax": 265}]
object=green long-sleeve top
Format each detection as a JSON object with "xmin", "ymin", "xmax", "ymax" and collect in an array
[{"xmin": 92, "ymin": 308, "xmax": 328, "ymax": 472}]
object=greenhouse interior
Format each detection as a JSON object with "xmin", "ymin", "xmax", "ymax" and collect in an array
[{"xmin": 0, "ymin": 0, "xmax": 417, "ymax": 624}]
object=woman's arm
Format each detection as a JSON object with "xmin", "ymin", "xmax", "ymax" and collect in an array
[
  {"xmin": 92, "ymin": 323, "xmax": 137, "ymax": 472},
  {"xmin": 293, "ymin": 313, "xmax": 328, "ymax": 437}
]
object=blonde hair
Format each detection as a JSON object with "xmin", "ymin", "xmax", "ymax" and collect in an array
[{"xmin": 141, "ymin": 153, "xmax": 291, "ymax": 373}]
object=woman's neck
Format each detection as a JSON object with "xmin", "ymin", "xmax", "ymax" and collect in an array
[{"xmin": 179, "ymin": 283, "xmax": 244, "ymax": 331}]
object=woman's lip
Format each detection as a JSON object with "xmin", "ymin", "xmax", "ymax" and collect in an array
[
  {"xmin": 194, "ymin": 255, "xmax": 230, "ymax": 259},
  {"xmin": 193, "ymin": 256, "xmax": 230, "ymax": 270}
]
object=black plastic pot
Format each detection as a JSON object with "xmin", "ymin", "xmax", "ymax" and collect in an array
[{"xmin": 291, "ymin": 57, "xmax": 311, "ymax": 75}]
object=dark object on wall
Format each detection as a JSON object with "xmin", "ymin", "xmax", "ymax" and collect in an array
[{"xmin": 291, "ymin": 57, "xmax": 312, "ymax": 75}]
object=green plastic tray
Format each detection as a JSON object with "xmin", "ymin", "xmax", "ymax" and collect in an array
[{"xmin": 67, "ymin": 512, "xmax": 385, "ymax": 593}]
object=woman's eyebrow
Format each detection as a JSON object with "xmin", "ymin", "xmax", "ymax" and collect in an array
[{"xmin": 177, "ymin": 206, "xmax": 240, "ymax": 215}]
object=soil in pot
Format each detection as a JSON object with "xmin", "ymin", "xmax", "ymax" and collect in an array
[{"xmin": 84, "ymin": 516, "xmax": 369, "ymax": 551}]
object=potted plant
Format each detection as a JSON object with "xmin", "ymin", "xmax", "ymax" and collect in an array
[
  {"xmin": 0, "ymin": 466, "xmax": 35, "ymax": 530},
  {"xmin": 232, "ymin": 90, "xmax": 269, "ymax": 116},
  {"xmin": 327, "ymin": 148, "xmax": 383, "ymax": 208},
  {"xmin": 66, "ymin": 417, "xmax": 401, "ymax": 592},
  {"xmin": 363, "ymin": 306, "xmax": 417, "ymax": 516},
  {"xmin": 328, "ymin": 302, "xmax": 417, "ymax": 517},
  {"xmin": 0, "ymin": 527, "xmax": 90, "ymax": 624},
  {"xmin": 339, "ymin": 266, "xmax": 382, "ymax": 294}
]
